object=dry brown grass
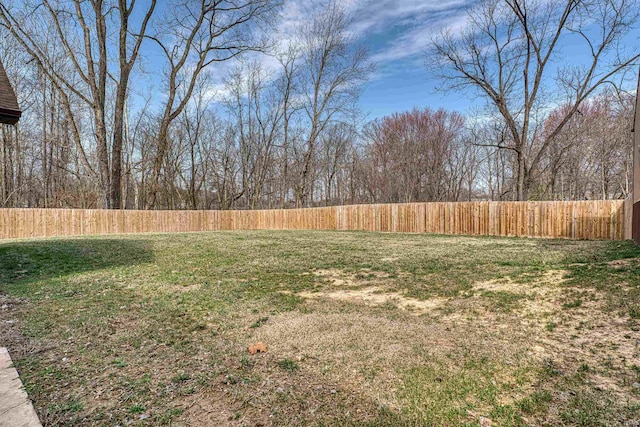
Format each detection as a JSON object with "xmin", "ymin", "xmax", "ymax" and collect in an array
[{"xmin": 0, "ymin": 231, "xmax": 639, "ymax": 426}]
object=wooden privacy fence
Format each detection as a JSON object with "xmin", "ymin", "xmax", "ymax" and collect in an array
[{"xmin": 0, "ymin": 199, "xmax": 631, "ymax": 241}]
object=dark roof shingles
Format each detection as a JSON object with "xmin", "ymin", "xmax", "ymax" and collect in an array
[{"xmin": 0, "ymin": 60, "xmax": 21, "ymax": 125}]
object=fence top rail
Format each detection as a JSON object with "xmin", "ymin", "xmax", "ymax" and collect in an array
[
  {"xmin": 0, "ymin": 199, "xmax": 626, "ymax": 215},
  {"xmin": 0, "ymin": 199, "xmax": 629, "ymax": 242}
]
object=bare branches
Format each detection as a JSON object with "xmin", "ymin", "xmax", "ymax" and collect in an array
[
  {"xmin": 293, "ymin": 1, "xmax": 373, "ymax": 206},
  {"xmin": 144, "ymin": 0, "xmax": 279, "ymax": 208},
  {"xmin": 0, "ymin": 0, "xmax": 158, "ymax": 208},
  {"xmin": 430, "ymin": 0, "xmax": 640, "ymax": 200}
]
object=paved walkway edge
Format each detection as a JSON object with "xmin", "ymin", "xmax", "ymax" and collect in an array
[{"xmin": 0, "ymin": 347, "xmax": 42, "ymax": 427}]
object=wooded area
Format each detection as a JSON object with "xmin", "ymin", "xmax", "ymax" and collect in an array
[
  {"xmin": 0, "ymin": 199, "xmax": 629, "ymax": 240},
  {"xmin": 0, "ymin": 0, "xmax": 638, "ymax": 211}
]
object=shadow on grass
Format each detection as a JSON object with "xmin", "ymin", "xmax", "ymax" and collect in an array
[
  {"xmin": 537, "ymin": 238, "xmax": 640, "ymax": 261},
  {"xmin": 0, "ymin": 237, "xmax": 155, "ymax": 286}
]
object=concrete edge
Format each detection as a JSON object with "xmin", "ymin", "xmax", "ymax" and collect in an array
[{"xmin": 0, "ymin": 347, "xmax": 42, "ymax": 427}]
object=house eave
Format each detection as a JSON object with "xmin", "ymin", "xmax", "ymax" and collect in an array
[{"xmin": 0, "ymin": 108, "xmax": 21, "ymax": 126}]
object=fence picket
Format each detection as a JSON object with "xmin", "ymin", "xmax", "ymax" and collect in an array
[{"xmin": 0, "ymin": 200, "xmax": 629, "ymax": 240}]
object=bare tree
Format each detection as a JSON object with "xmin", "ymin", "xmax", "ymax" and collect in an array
[
  {"xmin": 143, "ymin": 0, "xmax": 278, "ymax": 208},
  {"xmin": 430, "ymin": 0, "xmax": 640, "ymax": 200},
  {"xmin": 171, "ymin": 80, "xmax": 216, "ymax": 210},
  {"xmin": 0, "ymin": 0, "xmax": 156, "ymax": 208},
  {"xmin": 361, "ymin": 108, "xmax": 469, "ymax": 203},
  {"xmin": 539, "ymin": 89, "xmax": 635, "ymax": 200},
  {"xmin": 111, "ymin": 0, "xmax": 157, "ymax": 208},
  {"xmin": 292, "ymin": 2, "xmax": 373, "ymax": 207},
  {"xmin": 273, "ymin": 44, "xmax": 301, "ymax": 208},
  {"xmin": 319, "ymin": 122, "xmax": 353, "ymax": 205},
  {"xmin": 223, "ymin": 62, "xmax": 284, "ymax": 208}
]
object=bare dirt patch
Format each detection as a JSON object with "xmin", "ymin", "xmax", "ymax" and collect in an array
[
  {"xmin": 538, "ymin": 299, "xmax": 640, "ymax": 397},
  {"xmin": 311, "ymin": 269, "xmax": 357, "ymax": 287},
  {"xmin": 471, "ymin": 269, "xmax": 569, "ymax": 294},
  {"xmin": 467, "ymin": 269, "xmax": 640, "ymax": 401},
  {"xmin": 470, "ymin": 270, "xmax": 570, "ymax": 318},
  {"xmin": 303, "ymin": 269, "xmax": 571, "ymax": 318},
  {"xmin": 607, "ymin": 257, "xmax": 640, "ymax": 269},
  {"xmin": 0, "ymin": 296, "xmax": 41, "ymax": 359},
  {"xmin": 302, "ymin": 268, "xmax": 442, "ymax": 314},
  {"xmin": 3, "ymin": 232, "xmax": 639, "ymax": 425},
  {"xmin": 402, "ymin": 267, "xmax": 640, "ymax": 409},
  {"xmin": 298, "ymin": 288, "xmax": 446, "ymax": 314},
  {"xmin": 313, "ymin": 268, "xmax": 394, "ymax": 284}
]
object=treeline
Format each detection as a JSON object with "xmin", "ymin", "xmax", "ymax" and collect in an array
[{"xmin": 0, "ymin": 0, "xmax": 637, "ymax": 210}]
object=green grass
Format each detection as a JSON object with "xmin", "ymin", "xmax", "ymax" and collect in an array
[
  {"xmin": 0, "ymin": 231, "xmax": 639, "ymax": 426},
  {"xmin": 277, "ymin": 358, "xmax": 300, "ymax": 372}
]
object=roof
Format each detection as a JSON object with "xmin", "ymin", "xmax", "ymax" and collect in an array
[{"xmin": 0, "ymin": 60, "xmax": 21, "ymax": 125}]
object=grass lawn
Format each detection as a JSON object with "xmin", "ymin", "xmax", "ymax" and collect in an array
[{"xmin": 1, "ymin": 231, "xmax": 640, "ymax": 426}]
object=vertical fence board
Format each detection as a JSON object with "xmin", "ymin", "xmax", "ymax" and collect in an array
[{"xmin": 0, "ymin": 199, "xmax": 629, "ymax": 240}]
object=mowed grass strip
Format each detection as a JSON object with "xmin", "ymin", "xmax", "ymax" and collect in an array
[{"xmin": 0, "ymin": 231, "xmax": 639, "ymax": 426}]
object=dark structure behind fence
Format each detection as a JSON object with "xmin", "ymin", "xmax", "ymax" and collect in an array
[{"xmin": 0, "ymin": 60, "xmax": 21, "ymax": 125}]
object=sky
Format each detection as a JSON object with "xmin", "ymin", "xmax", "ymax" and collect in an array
[
  {"xmin": 132, "ymin": 0, "xmax": 638, "ymax": 122},
  {"xmin": 339, "ymin": 0, "xmax": 476, "ymax": 119},
  {"xmin": 277, "ymin": 0, "xmax": 478, "ymax": 120},
  {"xmin": 135, "ymin": 0, "xmax": 479, "ymax": 120},
  {"xmin": 269, "ymin": 0, "xmax": 639, "ymax": 121}
]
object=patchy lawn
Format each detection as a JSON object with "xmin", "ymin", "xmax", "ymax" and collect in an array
[{"xmin": 0, "ymin": 231, "xmax": 639, "ymax": 426}]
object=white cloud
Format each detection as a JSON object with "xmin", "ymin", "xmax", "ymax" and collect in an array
[
  {"xmin": 361, "ymin": 1, "xmax": 473, "ymax": 64},
  {"xmin": 202, "ymin": 0, "xmax": 475, "ymax": 101},
  {"xmin": 270, "ymin": 0, "xmax": 474, "ymax": 66},
  {"xmin": 350, "ymin": 0, "xmax": 469, "ymax": 34}
]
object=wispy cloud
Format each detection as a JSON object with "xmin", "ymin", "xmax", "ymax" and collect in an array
[
  {"xmin": 356, "ymin": 0, "xmax": 473, "ymax": 65},
  {"xmin": 273, "ymin": 0, "xmax": 474, "ymax": 65},
  {"xmin": 202, "ymin": 0, "xmax": 475, "ymax": 102}
]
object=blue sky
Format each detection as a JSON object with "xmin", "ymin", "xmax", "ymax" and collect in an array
[
  {"xmin": 341, "ymin": 0, "xmax": 476, "ymax": 119},
  {"xmin": 139, "ymin": 0, "xmax": 479, "ymax": 120},
  {"xmin": 133, "ymin": 0, "xmax": 638, "ymax": 121},
  {"xmin": 280, "ymin": 0, "xmax": 478, "ymax": 119},
  {"xmin": 360, "ymin": 59, "xmax": 463, "ymax": 120},
  {"xmin": 314, "ymin": 0, "xmax": 639, "ymax": 120}
]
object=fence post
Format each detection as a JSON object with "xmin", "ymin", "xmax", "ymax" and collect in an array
[{"xmin": 632, "ymin": 67, "xmax": 640, "ymax": 243}]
